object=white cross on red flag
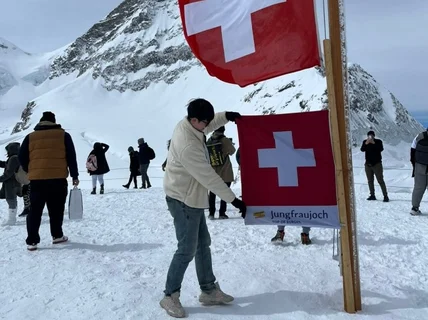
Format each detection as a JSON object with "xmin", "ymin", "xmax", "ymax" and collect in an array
[
  {"xmin": 178, "ymin": 0, "xmax": 321, "ymax": 86},
  {"xmin": 236, "ymin": 111, "xmax": 339, "ymax": 228}
]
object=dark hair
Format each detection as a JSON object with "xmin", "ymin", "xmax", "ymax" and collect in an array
[
  {"xmin": 40, "ymin": 111, "xmax": 56, "ymax": 123},
  {"xmin": 187, "ymin": 98, "xmax": 215, "ymax": 122},
  {"xmin": 367, "ymin": 130, "xmax": 375, "ymax": 136}
]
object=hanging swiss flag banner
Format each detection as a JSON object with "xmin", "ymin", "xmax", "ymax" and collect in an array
[
  {"xmin": 178, "ymin": 0, "xmax": 321, "ymax": 87},
  {"xmin": 237, "ymin": 111, "xmax": 339, "ymax": 228}
]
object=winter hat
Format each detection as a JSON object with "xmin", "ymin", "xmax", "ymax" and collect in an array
[
  {"xmin": 187, "ymin": 98, "xmax": 215, "ymax": 123},
  {"xmin": 367, "ymin": 130, "xmax": 375, "ymax": 137},
  {"xmin": 40, "ymin": 111, "xmax": 56, "ymax": 123},
  {"xmin": 138, "ymin": 138, "xmax": 145, "ymax": 145},
  {"xmin": 215, "ymin": 126, "xmax": 225, "ymax": 133},
  {"xmin": 128, "ymin": 146, "xmax": 134, "ymax": 152}
]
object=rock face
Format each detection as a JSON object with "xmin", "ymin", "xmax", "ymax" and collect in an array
[
  {"xmin": 7, "ymin": 0, "xmax": 425, "ymax": 145},
  {"xmin": 50, "ymin": 0, "xmax": 196, "ymax": 92}
]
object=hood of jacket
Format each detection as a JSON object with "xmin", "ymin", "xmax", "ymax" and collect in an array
[{"xmin": 5, "ymin": 142, "xmax": 20, "ymax": 157}]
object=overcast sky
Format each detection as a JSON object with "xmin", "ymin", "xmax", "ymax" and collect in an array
[{"xmin": 0, "ymin": 0, "xmax": 426, "ymax": 113}]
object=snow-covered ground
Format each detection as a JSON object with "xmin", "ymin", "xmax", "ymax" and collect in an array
[{"xmin": 1, "ymin": 145, "xmax": 427, "ymax": 320}]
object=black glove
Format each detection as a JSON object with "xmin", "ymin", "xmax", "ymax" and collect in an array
[
  {"xmin": 225, "ymin": 112, "xmax": 242, "ymax": 123},
  {"xmin": 231, "ymin": 198, "xmax": 247, "ymax": 218}
]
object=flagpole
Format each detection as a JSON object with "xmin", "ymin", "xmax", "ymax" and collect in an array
[{"xmin": 326, "ymin": 0, "xmax": 362, "ymax": 313}]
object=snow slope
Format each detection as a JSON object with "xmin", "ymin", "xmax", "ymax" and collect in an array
[
  {"xmin": 1, "ymin": 153, "xmax": 426, "ymax": 319},
  {"xmin": 0, "ymin": 37, "xmax": 66, "ymax": 135}
]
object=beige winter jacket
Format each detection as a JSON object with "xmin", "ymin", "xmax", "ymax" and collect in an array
[{"xmin": 163, "ymin": 112, "xmax": 236, "ymax": 209}]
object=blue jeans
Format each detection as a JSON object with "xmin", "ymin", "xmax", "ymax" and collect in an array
[{"xmin": 164, "ymin": 196, "xmax": 216, "ymax": 295}]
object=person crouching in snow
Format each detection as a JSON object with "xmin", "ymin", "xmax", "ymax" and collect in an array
[
  {"xmin": 87, "ymin": 142, "xmax": 110, "ymax": 194},
  {"xmin": 123, "ymin": 146, "xmax": 140, "ymax": 189},
  {"xmin": 160, "ymin": 98, "xmax": 247, "ymax": 318},
  {"xmin": 0, "ymin": 142, "xmax": 22, "ymax": 226},
  {"xmin": 271, "ymin": 225, "xmax": 312, "ymax": 245}
]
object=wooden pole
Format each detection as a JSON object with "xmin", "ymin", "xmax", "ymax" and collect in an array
[{"xmin": 327, "ymin": 0, "xmax": 362, "ymax": 313}]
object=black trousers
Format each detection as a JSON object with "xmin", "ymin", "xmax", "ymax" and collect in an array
[
  {"xmin": 126, "ymin": 173, "xmax": 138, "ymax": 188},
  {"xmin": 209, "ymin": 182, "xmax": 232, "ymax": 216},
  {"xmin": 26, "ymin": 179, "xmax": 68, "ymax": 245}
]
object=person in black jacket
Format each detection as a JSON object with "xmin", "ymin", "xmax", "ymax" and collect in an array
[
  {"xmin": 123, "ymin": 146, "xmax": 140, "ymax": 189},
  {"xmin": 87, "ymin": 142, "xmax": 110, "ymax": 194},
  {"xmin": 138, "ymin": 138, "xmax": 152, "ymax": 189},
  {"xmin": 0, "ymin": 142, "xmax": 22, "ymax": 225},
  {"xmin": 360, "ymin": 130, "xmax": 389, "ymax": 202}
]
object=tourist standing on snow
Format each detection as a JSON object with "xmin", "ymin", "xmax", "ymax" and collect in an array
[
  {"xmin": 271, "ymin": 225, "xmax": 312, "ymax": 245},
  {"xmin": 160, "ymin": 98, "xmax": 246, "ymax": 318},
  {"xmin": 87, "ymin": 142, "xmax": 110, "ymax": 194},
  {"xmin": 207, "ymin": 126, "xmax": 236, "ymax": 219},
  {"xmin": 123, "ymin": 146, "xmax": 140, "ymax": 189},
  {"xmin": 410, "ymin": 128, "xmax": 428, "ymax": 215},
  {"xmin": 161, "ymin": 139, "xmax": 171, "ymax": 172},
  {"xmin": 19, "ymin": 111, "xmax": 79, "ymax": 251},
  {"xmin": 137, "ymin": 138, "xmax": 154, "ymax": 189},
  {"xmin": 0, "ymin": 142, "xmax": 22, "ymax": 226},
  {"xmin": 360, "ymin": 130, "xmax": 389, "ymax": 202}
]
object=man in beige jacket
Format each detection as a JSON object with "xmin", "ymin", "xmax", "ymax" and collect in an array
[
  {"xmin": 160, "ymin": 98, "xmax": 246, "ymax": 318},
  {"xmin": 207, "ymin": 126, "xmax": 236, "ymax": 219}
]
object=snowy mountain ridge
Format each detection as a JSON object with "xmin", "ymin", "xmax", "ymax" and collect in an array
[{"xmin": 0, "ymin": 0, "xmax": 424, "ymax": 172}]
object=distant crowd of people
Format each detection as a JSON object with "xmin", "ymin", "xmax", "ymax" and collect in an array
[{"xmin": 359, "ymin": 128, "xmax": 428, "ymax": 215}]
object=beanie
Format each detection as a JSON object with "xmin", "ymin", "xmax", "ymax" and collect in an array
[
  {"xmin": 187, "ymin": 98, "xmax": 215, "ymax": 123},
  {"xmin": 138, "ymin": 138, "xmax": 145, "ymax": 145},
  {"xmin": 40, "ymin": 111, "xmax": 56, "ymax": 123},
  {"xmin": 367, "ymin": 130, "xmax": 375, "ymax": 137}
]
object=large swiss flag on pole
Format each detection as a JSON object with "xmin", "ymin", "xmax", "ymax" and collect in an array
[
  {"xmin": 178, "ymin": 0, "xmax": 321, "ymax": 87},
  {"xmin": 237, "ymin": 111, "xmax": 339, "ymax": 228}
]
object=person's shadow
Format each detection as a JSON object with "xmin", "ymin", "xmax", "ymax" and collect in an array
[
  {"xmin": 39, "ymin": 241, "xmax": 163, "ymax": 253},
  {"xmin": 185, "ymin": 288, "xmax": 428, "ymax": 317}
]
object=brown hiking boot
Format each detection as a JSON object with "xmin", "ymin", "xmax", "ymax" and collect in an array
[{"xmin": 301, "ymin": 233, "xmax": 311, "ymax": 245}]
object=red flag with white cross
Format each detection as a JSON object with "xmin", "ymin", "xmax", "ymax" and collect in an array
[
  {"xmin": 178, "ymin": 0, "xmax": 321, "ymax": 86},
  {"xmin": 236, "ymin": 111, "xmax": 339, "ymax": 228}
]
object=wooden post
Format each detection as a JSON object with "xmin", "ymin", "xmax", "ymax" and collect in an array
[{"xmin": 327, "ymin": 0, "xmax": 362, "ymax": 313}]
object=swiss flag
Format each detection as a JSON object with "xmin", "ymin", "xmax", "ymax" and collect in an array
[
  {"xmin": 236, "ymin": 111, "xmax": 339, "ymax": 228},
  {"xmin": 178, "ymin": 0, "xmax": 321, "ymax": 87}
]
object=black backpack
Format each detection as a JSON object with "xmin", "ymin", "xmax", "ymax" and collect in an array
[
  {"xmin": 206, "ymin": 135, "xmax": 225, "ymax": 167},
  {"xmin": 415, "ymin": 131, "xmax": 428, "ymax": 165},
  {"xmin": 147, "ymin": 146, "xmax": 156, "ymax": 160}
]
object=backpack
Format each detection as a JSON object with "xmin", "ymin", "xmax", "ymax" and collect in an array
[
  {"xmin": 415, "ymin": 131, "xmax": 428, "ymax": 165},
  {"xmin": 147, "ymin": 147, "xmax": 155, "ymax": 160},
  {"xmin": 206, "ymin": 135, "xmax": 225, "ymax": 167},
  {"xmin": 15, "ymin": 165, "xmax": 30, "ymax": 185},
  {"xmin": 86, "ymin": 154, "xmax": 98, "ymax": 172}
]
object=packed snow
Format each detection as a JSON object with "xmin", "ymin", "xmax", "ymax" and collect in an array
[{"xmin": 1, "ymin": 140, "xmax": 427, "ymax": 319}]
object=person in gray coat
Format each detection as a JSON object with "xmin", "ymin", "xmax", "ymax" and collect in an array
[
  {"xmin": 0, "ymin": 142, "xmax": 22, "ymax": 225},
  {"xmin": 410, "ymin": 129, "xmax": 428, "ymax": 215}
]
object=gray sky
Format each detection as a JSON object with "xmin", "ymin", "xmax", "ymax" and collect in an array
[{"xmin": 0, "ymin": 0, "xmax": 426, "ymax": 113}]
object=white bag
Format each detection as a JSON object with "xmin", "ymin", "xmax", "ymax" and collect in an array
[{"xmin": 68, "ymin": 187, "xmax": 83, "ymax": 219}]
